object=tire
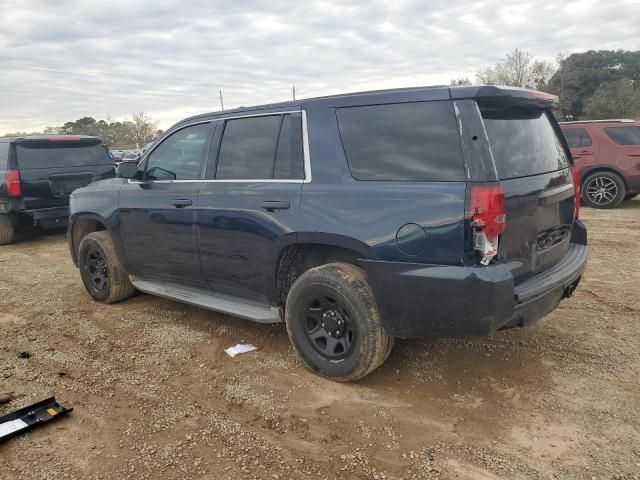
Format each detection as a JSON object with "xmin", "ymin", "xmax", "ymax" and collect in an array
[
  {"xmin": 0, "ymin": 215, "xmax": 15, "ymax": 245},
  {"xmin": 582, "ymin": 171, "xmax": 626, "ymax": 209},
  {"xmin": 78, "ymin": 231, "xmax": 135, "ymax": 304},
  {"xmin": 285, "ymin": 262, "xmax": 393, "ymax": 382}
]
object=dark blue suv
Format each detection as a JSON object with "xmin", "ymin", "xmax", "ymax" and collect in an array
[{"xmin": 68, "ymin": 85, "xmax": 588, "ymax": 381}]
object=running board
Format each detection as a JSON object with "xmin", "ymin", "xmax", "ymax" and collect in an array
[{"xmin": 129, "ymin": 276, "xmax": 281, "ymax": 323}]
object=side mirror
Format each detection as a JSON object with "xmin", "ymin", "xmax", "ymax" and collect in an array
[{"xmin": 116, "ymin": 160, "xmax": 140, "ymax": 179}]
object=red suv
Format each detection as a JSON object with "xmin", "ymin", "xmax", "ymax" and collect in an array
[{"xmin": 560, "ymin": 120, "xmax": 640, "ymax": 208}]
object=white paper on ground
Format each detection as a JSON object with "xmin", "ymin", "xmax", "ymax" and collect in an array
[
  {"xmin": 224, "ymin": 343, "xmax": 257, "ymax": 358},
  {"xmin": 0, "ymin": 418, "xmax": 28, "ymax": 437}
]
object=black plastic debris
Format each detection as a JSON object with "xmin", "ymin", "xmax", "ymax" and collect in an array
[
  {"xmin": 0, "ymin": 396, "xmax": 72, "ymax": 443},
  {"xmin": 18, "ymin": 352, "xmax": 30, "ymax": 359}
]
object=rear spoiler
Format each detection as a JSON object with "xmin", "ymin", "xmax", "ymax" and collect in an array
[{"xmin": 450, "ymin": 85, "xmax": 559, "ymax": 109}]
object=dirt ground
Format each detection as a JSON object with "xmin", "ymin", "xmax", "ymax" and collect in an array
[{"xmin": 1, "ymin": 200, "xmax": 639, "ymax": 480}]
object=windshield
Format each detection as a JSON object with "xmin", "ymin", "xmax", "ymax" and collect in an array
[
  {"xmin": 481, "ymin": 107, "xmax": 570, "ymax": 180},
  {"xmin": 16, "ymin": 142, "xmax": 111, "ymax": 170}
]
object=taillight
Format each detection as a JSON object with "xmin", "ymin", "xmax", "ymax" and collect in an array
[
  {"xmin": 571, "ymin": 166, "xmax": 580, "ymax": 219},
  {"xmin": 5, "ymin": 170, "xmax": 22, "ymax": 197},
  {"xmin": 469, "ymin": 184, "xmax": 506, "ymax": 265}
]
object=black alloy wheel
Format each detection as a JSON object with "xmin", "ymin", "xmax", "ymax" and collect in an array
[
  {"xmin": 83, "ymin": 246, "xmax": 109, "ymax": 294},
  {"xmin": 303, "ymin": 290, "xmax": 356, "ymax": 360}
]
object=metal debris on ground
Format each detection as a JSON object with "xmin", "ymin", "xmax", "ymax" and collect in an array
[
  {"xmin": 224, "ymin": 343, "xmax": 257, "ymax": 358},
  {"xmin": 0, "ymin": 396, "xmax": 73, "ymax": 443}
]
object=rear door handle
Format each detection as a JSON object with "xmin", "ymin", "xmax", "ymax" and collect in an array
[
  {"xmin": 171, "ymin": 199, "xmax": 192, "ymax": 208},
  {"xmin": 260, "ymin": 201, "xmax": 290, "ymax": 212}
]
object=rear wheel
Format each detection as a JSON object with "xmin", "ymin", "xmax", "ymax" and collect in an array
[
  {"xmin": 0, "ymin": 215, "xmax": 15, "ymax": 245},
  {"xmin": 582, "ymin": 171, "xmax": 626, "ymax": 209},
  {"xmin": 78, "ymin": 231, "xmax": 135, "ymax": 303},
  {"xmin": 285, "ymin": 263, "xmax": 393, "ymax": 382}
]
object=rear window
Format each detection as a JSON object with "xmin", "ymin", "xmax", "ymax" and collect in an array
[
  {"xmin": 0, "ymin": 143, "xmax": 9, "ymax": 170},
  {"xmin": 604, "ymin": 126, "xmax": 640, "ymax": 145},
  {"xmin": 16, "ymin": 141, "xmax": 111, "ymax": 170},
  {"xmin": 481, "ymin": 107, "xmax": 570, "ymax": 180},
  {"xmin": 336, "ymin": 101, "xmax": 465, "ymax": 181}
]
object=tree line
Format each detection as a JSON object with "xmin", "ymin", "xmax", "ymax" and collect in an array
[
  {"xmin": 4, "ymin": 112, "xmax": 162, "ymax": 149},
  {"xmin": 453, "ymin": 49, "xmax": 640, "ymax": 120}
]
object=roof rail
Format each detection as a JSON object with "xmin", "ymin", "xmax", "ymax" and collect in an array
[{"xmin": 559, "ymin": 119, "xmax": 636, "ymax": 125}]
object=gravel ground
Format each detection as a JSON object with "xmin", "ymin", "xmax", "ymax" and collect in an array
[{"xmin": 1, "ymin": 200, "xmax": 639, "ymax": 479}]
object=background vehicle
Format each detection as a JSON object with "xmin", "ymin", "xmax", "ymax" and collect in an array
[
  {"xmin": 110, "ymin": 151, "xmax": 124, "ymax": 163},
  {"xmin": 69, "ymin": 85, "xmax": 587, "ymax": 381},
  {"xmin": 0, "ymin": 135, "xmax": 114, "ymax": 244},
  {"xmin": 560, "ymin": 119, "xmax": 640, "ymax": 208}
]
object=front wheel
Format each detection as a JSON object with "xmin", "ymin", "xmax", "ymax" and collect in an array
[
  {"xmin": 78, "ymin": 231, "xmax": 135, "ymax": 303},
  {"xmin": 582, "ymin": 171, "xmax": 626, "ymax": 209},
  {"xmin": 285, "ymin": 263, "xmax": 393, "ymax": 382}
]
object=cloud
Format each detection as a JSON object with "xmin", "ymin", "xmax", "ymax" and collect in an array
[{"xmin": 1, "ymin": 0, "xmax": 639, "ymax": 133}]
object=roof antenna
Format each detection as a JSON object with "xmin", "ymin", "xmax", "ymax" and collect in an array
[
  {"xmin": 219, "ymin": 90, "xmax": 225, "ymax": 111},
  {"xmin": 292, "ymin": 85, "xmax": 296, "ymax": 101}
]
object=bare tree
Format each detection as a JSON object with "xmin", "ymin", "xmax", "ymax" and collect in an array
[
  {"xmin": 476, "ymin": 48, "xmax": 556, "ymax": 90},
  {"xmin": 129, "ymin": 112, "xmax": 159, "ymax": 146}
]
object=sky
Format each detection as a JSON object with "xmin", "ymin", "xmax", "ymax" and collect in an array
[{"xmin": 1, "ymin": 0, "xmax": 639, "ymax": 133}]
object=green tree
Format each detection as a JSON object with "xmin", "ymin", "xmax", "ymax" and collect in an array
[
  {"xmin": 584, "ymin": 79, "xmax": 640, "ymax": 119},
  {"xmin": 546, "ymin": 50, "xmax": 640, "ymax": 120}
]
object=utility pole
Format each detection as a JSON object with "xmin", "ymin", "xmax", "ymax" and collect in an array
[
  {"xmin": 219, "ymin": 90, "xmax": 224, "ymax": 111},
  {"xmin": 292, "ymin": 85, "xmax": 296, "ymax": 101}
]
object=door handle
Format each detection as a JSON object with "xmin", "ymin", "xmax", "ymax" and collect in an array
[
  {"xmin": 171, "ymin": 199, "xmax": 192, "ymax": 208},
  {"xmin": 578, "ymin": 150, "xmax": 590, "ymax": 154},
  {"xmin": 260, "ymin": 201, "xmax": 290, "ymax": 212}
]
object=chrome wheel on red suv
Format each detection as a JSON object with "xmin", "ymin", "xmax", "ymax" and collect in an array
[{"xmin": 582, "ymin": 171, "xmax": 626, "ymax": 209}]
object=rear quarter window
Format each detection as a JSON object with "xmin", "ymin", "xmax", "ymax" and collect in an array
[
  {"xmin": 604, "ymin": 126, "xmax": 640, "ymax": 145},
  {"xmin": 336, "ymin": 101, "xmax": 465, "ymax": 181},
  {"xmin": 0, "ymin": 142, "xmax": 9, "ymax": 170},
  {"xmin": 562, "ymin": 128, "xmax": 591, "ymax": 148},
  {"xmin": 16, "ymin": 142, "xmax": 111, "ymax": 170},
  {"xmin": 482, "ymin": 107, "xmax": 570, "ymax": 180}
]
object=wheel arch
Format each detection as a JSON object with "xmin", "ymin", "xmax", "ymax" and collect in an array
[
  {"xmin": 68, "ymin": 213, "xmax": 120, "ymax": 266},
  {"xmin": 270, "ymin": 233, "xmax": 378, "ymax": 307}
]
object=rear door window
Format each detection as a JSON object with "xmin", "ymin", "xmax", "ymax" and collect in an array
[
  {"xmin": 16, "ymin": 141, "xmax": 111, "ymax": 170},
  {"xmin": 0, "ymin": 143, "xmax": 9, "ymax": 170},
  {"xmin": 481, "ymin": 107, "xmax": 570, "ymax": 180},
  {"xmin": 604, "ymin": 126, "xmax": 640, "ymax": 145},
  {"xmin": 216, "ymin": 113, "xmax": 304, "ymax": 180},
  {"xmin": 336, "ymin": 101, "xmax": 464, "ymax": 181}
]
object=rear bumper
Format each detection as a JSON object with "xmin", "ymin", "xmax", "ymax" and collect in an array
[
  {"xmin": 0, "ymin": 202, "xmax": 69, "ymax": 223},
  {"xmin": 23, "ymin": 206, "xmax": 70, "ymax": 221},
  {"xmin": 360, "ymin": 220, "xmax": 588, "ymax": 339}
]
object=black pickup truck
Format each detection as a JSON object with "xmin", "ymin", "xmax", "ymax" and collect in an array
[{"xmin": 0, "ymin": 135, "xmax": 114, "ymax": 244}]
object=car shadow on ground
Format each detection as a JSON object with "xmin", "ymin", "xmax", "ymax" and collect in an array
[{"xmin": 12, "ymin": 227, "xmax": 67, "ymax": 244}]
